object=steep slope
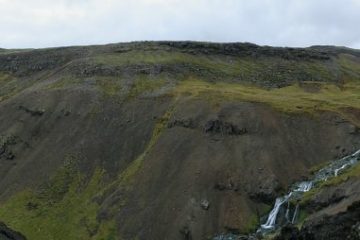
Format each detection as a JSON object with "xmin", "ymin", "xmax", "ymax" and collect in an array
[{"xmin": 0, "ymin": 42, "xmax": 360, "ymax": 240}]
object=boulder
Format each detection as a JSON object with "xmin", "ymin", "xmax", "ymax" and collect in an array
[
  {"xmin": 200, "ymin": 199, "xmax": 210, "ymax": 210},
  {"xmin": 204, "ymin": 119, "xmax": 247, "ymax": 135}
]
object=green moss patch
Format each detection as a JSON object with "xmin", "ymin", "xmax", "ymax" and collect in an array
[
  {"xmin": 319, "ymin": 163, "xmax": 360, "ymax": 187},
  {"xmin": 296, "ymin": 210, "xmax": 309, "ymax": 228},
  {"xmin": 0, "ymin": 72, "xmax": 19, "ymax": 102},
  {"xmin": 127, "ymin": 74, "xmax": 167, "ymax": 99},
  {"xmin": 0, "ymin": 72, "xmax": 13, "ymax": 84},
  {"xmin": 301, "ymin": 163, "xmax": 360, "ymax": 207},
  {"xmin": 0, "ymin": 155, "xmax": 118, "ymax": 240},
  {"xmin": 91, "ymin": 50, "xmax": 339, "ymax": 85},
  {"xmin": 4, "ymin": 105, "xmax": 176, "ymax": 240},
  {"xmin": 107, "ymin": 104, "xmax": 175, "ymax": 190},
  {"xmin": 242, "ymin": 214, "xmax": 259, "ymax": 233},
  {"xmin": 338, "ymin": 54, "xmax": 360, "ymax": 81},
  {"xmin": 46, "ymin": 76, "xmax": 81, "ymax": 90},
  {"xmin": 95, "ymin": 77, "xmax": 122, "ymax": 97}
]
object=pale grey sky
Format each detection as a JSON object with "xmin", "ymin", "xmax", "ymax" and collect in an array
[{"xmin": 0, "ymin": 0, "xmax": 360, "ymax": 49}]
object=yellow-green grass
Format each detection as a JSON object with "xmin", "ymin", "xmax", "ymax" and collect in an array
[
  {"xmin": 320, "ymin": 162, "xmax": 360, "ymax": 188},
  {"xmin": 92, "ymin": 50, "xmax": 260, "ymax": 76},
  {"xmin": 296, "ymin": 210, "xmax": 310, "ymax": 228},
  {"xmin": 95, "ymin": 77, "xmax": 122, "ymax": 97},
  {"xmin": 0, "ymin": 105, "xmax": 175, "ymax": 240},
  {"xmin": 172, "ymin": 79, "xmax": 360, "ymax": 122},
  {"xmin": 0, "ymin": 72, "xmax": 13, "ymax": 83},
  {"xmin": 0, "ymin": 73, "xmax": 21, "ymax": 102},
  {"xmin": 91, "ymin": 50, "xmax": 335, "ymax": 81},
  {"xmin": 0, "ymin": 157, "xmax": 118, "ymax": 240},
  {"xmin": 301, "ymin": 163, "xmax": 360, "ymax": 206},
  {"xmin": 338, "ymin": 54, "xmax": 360, "ymax": 81},
  {"xmin": 127, "ymin": 74, "xmax": 168, "ymax": 98},
  {"xmin": 242, "ymin": 214, "xmax": 259, "ymax": 233},
  {"xmin": 45, "ymin": 75, "xmax": 82, "ymax": 90},
  {"xmin": 105, "ymin": 104, "xmax": 175, "ymax": 191}
]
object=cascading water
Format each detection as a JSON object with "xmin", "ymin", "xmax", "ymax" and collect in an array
[
  {"xmin": 258, "ymin": 149, "xmax": 360, "ymax": 234},
  {"xmin": 259, "ymin": 181, "xmax": 312, "ymax": 232},
  {"xmin": 213, "ymin": 149, "xmax": 360, "ymax": 239},
  {"xmin": 261, "ymin": 193, "xmax": 292, "ymax": 230}
]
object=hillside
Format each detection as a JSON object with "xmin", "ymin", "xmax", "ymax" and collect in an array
[{"xmin": 0, "ymin": 42, "xmax": 360, "ymax": 240}]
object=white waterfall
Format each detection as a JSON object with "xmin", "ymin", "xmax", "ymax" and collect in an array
[
  {"xmin": 334, "ymin": 163, "xmax": 348, "ymax": 176},
  {"xmin": 261, "ymin": 193, "xmax": 291, "ymax": 229},
  {"xmin": 258, "ymin": 148, "xmax": 360, "ymax": 234},
  {"xmin": 215, "ymin": 149, "xmax": 360, "ymax": 240},
  {"xmin": 295, "ymin": 181, "xmax": 313, "ymax": 192}
]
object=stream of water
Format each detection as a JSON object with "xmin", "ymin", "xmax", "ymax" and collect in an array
[
  {"xmin": 214, "ymin": 149, "xmax": 360, "ymax": 239},
  {"xmin": 259, "ymin": 149, "xmax": 360, "ymax": 233}
]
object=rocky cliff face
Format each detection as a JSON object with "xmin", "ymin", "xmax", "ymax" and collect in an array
[{"xmin": 0, "ymin": 42, "xmax": 360, "ymax": 240}]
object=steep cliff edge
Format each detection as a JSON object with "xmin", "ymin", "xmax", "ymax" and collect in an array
[{"xmin": 0, "ymin": 42, "xmax": 360, "ymax": 240}]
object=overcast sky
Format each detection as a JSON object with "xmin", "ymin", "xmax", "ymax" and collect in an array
[{"xmin": 0, "ymin": 0, "xmax": 360, "ymax": 49}]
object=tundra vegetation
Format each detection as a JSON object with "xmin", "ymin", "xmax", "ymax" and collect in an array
[{"xmin": 0, "ymin": 42, "xmax": 359, "ymax": 240}]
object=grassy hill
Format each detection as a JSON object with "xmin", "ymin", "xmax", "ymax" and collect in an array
[{"xmin": 0, "ymin": 42, "xmax": 360, "ymax": 240}]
